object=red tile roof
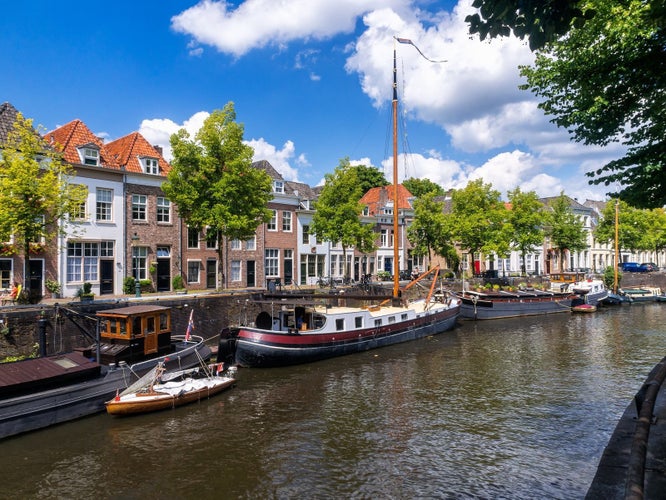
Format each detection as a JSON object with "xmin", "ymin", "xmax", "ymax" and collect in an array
[
  {"xmin": 359, "ymin": 184, "xmax": 413, "ymax": 216},
  {"xmin": 44, "ymin": 119, "xmax": 120, "ymax": 169},
  {"xmin": 106, "ymin": 132, "xmax": 171, "ymax": 176}
]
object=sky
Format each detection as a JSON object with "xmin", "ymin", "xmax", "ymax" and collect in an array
[{"xmin": 1, "ymin": 0, "xmax": 624, "ymax": 201}]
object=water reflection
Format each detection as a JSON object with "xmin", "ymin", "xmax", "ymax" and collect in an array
[{"xmin": 1, "ymin": 304, "xmax": 664, "ymax": 498}]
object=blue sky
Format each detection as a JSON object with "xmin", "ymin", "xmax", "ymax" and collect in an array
[{"xmin": 1, "ymin": 0, "xmax": 623, "ymax": 201}]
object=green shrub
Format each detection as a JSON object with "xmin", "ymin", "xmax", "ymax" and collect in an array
[
  {"xmin": 172, "ymin": 275, "xmax": 184, "ymax": 290},
  {"xmin": 123, "ymin": 276, "xmax": 136, "ymax": 294}
]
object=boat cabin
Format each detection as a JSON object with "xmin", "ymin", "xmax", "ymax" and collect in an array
[
  {"xmin": 549, "ymin": 272, "xmax": 585, "ymax": 292},
  {"xmin": 255, "ymin": 305, "xmax": 326, "ymax": 333},
  {"xmin": 96, "ymin": 305, "xmax": 172, "ymax": 364}
]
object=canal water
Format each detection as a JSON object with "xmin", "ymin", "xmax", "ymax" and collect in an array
[{"xmin": 1, "ymin": 303, "xmax": 665, "ymax": 499}]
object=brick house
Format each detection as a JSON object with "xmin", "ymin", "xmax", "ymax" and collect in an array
[{"xmin": 106, "ymin": 132, "xmax": 179, "ymax": 292}]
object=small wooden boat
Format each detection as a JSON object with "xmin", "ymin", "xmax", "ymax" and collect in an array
[
  {"xmin": 105, "ymin": 363, "xmax": 235, "ymax": 416},
  {"xmin": 572, "ymin": 303, "xmax": 597, "ymax": 313}
]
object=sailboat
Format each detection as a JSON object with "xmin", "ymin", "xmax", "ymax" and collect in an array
[{"xmin": 225, "ymin": 39, "xmax": 461, "ymax": 368}]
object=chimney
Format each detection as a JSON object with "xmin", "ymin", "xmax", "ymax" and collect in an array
[{"xmin": 153, "ymin": 145, "xmax": 163, "ymax": 156}]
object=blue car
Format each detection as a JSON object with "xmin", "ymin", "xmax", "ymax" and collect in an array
[{"xmin": 621, "ymin": 262, "xmax": 645, "ymax": 272}]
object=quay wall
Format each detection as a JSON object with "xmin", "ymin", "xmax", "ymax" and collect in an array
[{"xmin": 0, "ymin": 292, "xmax": 264, "ymax": 360}]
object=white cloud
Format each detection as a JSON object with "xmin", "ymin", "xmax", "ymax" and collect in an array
[
  {"xmin": 246, "ymin": 138, "xmax": 302, "ymax": 181},
  {"xmin": 171, "ymin": 0, "xmax": 409, "ymax": 57},
  {"xmin": 139, "ymin": 112, "xmax": 210, "ymax": 161}
]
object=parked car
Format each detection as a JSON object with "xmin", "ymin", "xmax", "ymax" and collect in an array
[
  {"xmin": 640, "ymin": 263, "xmax": 658, "ymax": 272},
  {"xmin": 621, "ymin": 262, "xmax": 645, "ymax": 272}
]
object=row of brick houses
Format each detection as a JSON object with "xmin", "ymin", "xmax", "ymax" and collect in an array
[
  {"xmin": 1, "ymin": 101, "xmax": 664, "ymax": 300},
  {"xmin": 0, "ymin": 102, "xmax": 427, "ymax": 300}
]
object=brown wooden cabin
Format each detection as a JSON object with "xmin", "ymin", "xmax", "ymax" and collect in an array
[
  {"xmin": 96, "ymin": 305, "xmax": 172, "ymax": 365},
  {"xmin": 549, "ymin": 272, "xmax": 585, "ymax": 292}
]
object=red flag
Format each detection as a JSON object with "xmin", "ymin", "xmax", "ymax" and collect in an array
[{"xmin": 185, "ymin": 309, "xmax": 194, "ymax": 341}]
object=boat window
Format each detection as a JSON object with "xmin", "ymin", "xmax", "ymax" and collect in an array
[
  {"xmin": 335, "ymin": 318, "xmax": 344, "ymax": 331},
  {"xmin": 146, "ymin": 316, "xmax": 155, "ymax": 334},
  {"xmin": 401, "ymin": 313, "xmax": 408, "ymax": 321},
  {"xmin": 374, "ymin": 319, "xmax": 382, "ymax": 327},
  {"xmin": 388, "ymin": 316, "xmax": 396, "ymax": 324},
  {"xmin": 119, "ymin": 320, "xmax": 126, "ymax": 336},
  {"xmin": 355, "ymin": 316, "xmax": 363, "ymax": 328},
  {"xmin": 159, "ymin": 312, "xmax": 169, "ymax": 331},
  {"xmin": 133, "ymin": 316, "xmax": 142, "ymax": 336}
]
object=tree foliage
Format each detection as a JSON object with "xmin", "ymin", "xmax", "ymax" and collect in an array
[
  {"xmin": 402, "ymin": 177, "xmax": 444, "ymax": 198},
  {"xmin": 0, "ymin": 113, "xmax": 87, "ymax": 290},
  {"xmin": 594, "ymin": 200, "xmax": 664, "ymax": 255},
  {"xmin": 543, "ymin": 193, "xmax": 587, "ymax": 270},
  {"xmin": 520, "ymin": 0, "xmax": 666, "ymax": 208},
  {"xmin": 311, "ymin": 159, "xmax": 376, "ymax": 277},
  {"xmin": 449, "ymin": 179, "xmax": 508, "ymax": 267},
  {"xmin": 162, "ymin": 102, "xmax": 273, "ymax": 286},
  {"xmin": 349, "ymin": 162, "xmax": 388, "ymax": 195},
  {"xmin": 507, "ymin": 188, "xmax": 545, "ymax": 275},
  {"xmin": 465, "ymin": 0, "xmax": 596, "ymax": 50},
  {"xmin": 407, "ymin": 192, "xmax": 455, "ymax": 267}
]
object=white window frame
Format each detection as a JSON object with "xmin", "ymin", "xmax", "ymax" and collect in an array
[
  {"xmin": 96, "ymin": 188, "xmax": 113, "ymax": 221},
  {"xmin": 79, "ymin": 147, "xmax": 99, "ymax": 166},
  {"xmin": 143, "ymin": 157, "xmax": 159, "ymax": 175},
  {"xmin": 132, "ymin": 194, "xmax": 147, "ymax": 221},
  {"xmin": 282, "ymin": 211, "xmax": 292, "ymax": 232},
  {"xmin": 156, "ymin": 197, "xmax": 170, "ymax": 223},
  {"xmin": 267, "ymin": 210, "xmax": 277, "ymax": 231}
]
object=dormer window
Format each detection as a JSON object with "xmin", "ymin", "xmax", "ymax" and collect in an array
[
  {"xmin": 141, "ymin": 157, "xmax": 159, "ymax": 175},
  {"xmin": 78, "ymin": 146, "xmax": 100, "ymax": 166},
  {"xmin": 273, "ymin": 180, "xmax": 284, "ymax": 193}
]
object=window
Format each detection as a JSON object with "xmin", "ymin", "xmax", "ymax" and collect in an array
[
  {"xmin": 267, "ymin": 210, "xmax": 277, "ymax": 231},
  {"xmin": 96, "ymin": 188, "xmax": 112, "ymax": 221},
  {"xmin": 381, "ymin": 229, "xmax": 389, "ymax": 247},
  {"xmin": 273, "ymin": 180, "xmax": 284, "ymax": 193},
  {"xmin": 282, "ymin": 211, "xmax": 292, "ymax": 232},
  {"xmin": 302, "ymin": 225, "xmax": 310, "ymax": 245},
  {"xmin": 206, "ymin": 229, "xmax": 218, "ymax": 249},
  {"xmin": 335, "ymin": 318, "xmax": 344, "ymax": 331},
  {"xmin": 156, "ymin": 246, "xmax": 170, "ymax": 258},
  {"xmin": 132, "ymin": 246, "xmax": 148, "ymax": 280},
  {"xmin": 132, "ymin": 194, "xmax": 147, "ymax": 221},
  {"xmin": 187, "ymin": 261, "xmax": 201, "ymax": 283},
  {"xmin": 230, "ymin": 239, "xmax": 241, "ymax": 250},
  {"xmin": 265, "ymin": 248, "xmax": 279, "ymax": 277},
  {"xmin": 157, "ymin": 197, "xmax": 170, "ymax": 223},
  {"xmin": 355, "ymin": 316, "xmax": 363, "ymax": 328},
  {"xmin": 80, "ymin": 147, "xmax": 99, "ymax": 166},
  {"xmin": 187, "ymin": 227, "xmax": 199, "ymax": 249},
  {"xmin": 231, "ymin": 260, "xmax": 241, "ymax": 281},
  {"xmin": 67, "ymin": 242, "xmax": 99, "ymax": 282},
  {"xmin": 70, "ymin": 184, "xmax": 87, "ymax": 220},
  {"xmin": 143, "ymin": 157, "xmax": 159, "ymax": 175},
  {"xmin": 246, "ymin": 237, "xmax": 256, "ymax": 250},
  {"xmin": 0, "ymin": 259, "xmax": 11, "ymax": 289},
  {"xmin": 374, "ymin": 319, "xmax": 382, "ymax": 327},
  {"xmin": 100, "ymin": 240, "xmax": 114, "ymax": 257}
]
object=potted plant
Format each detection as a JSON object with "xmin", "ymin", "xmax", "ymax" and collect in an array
[
  {"xmin": 172, "ymin": 275, "xmax": 186, "ymax": 293},
  {"xmin": 45, "ymin": 279, "xmax": 62, "ymax": 298},
  {"xmin": 78, "ymin": 282, "xmax": 94, "ymax": 303}
]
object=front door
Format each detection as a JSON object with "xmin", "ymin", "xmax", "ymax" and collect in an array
[
  {"xmin": 246, "ymin": 260, "xmax": 255, "ymax": 287},
  {"xmin": 156, "ymin": 260, "xmax": 170, "ymax": 292},
  {"xmin": 28, "ymin": 259, "xmax": 43, "ymax": 302},
  {"xmin": 284, "ymin": 255, "xmax": 293, "ymax": 285},
  {"xmin": 100, "ymin": 260, "xmax": 114, "ymax": 295},
  {"xmin": 206, "ymin": 260, "xmax": 217, "ymax": 289}
]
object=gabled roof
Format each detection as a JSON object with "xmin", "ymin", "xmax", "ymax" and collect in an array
[
  {"xmin": 106, "ymin": 132, "xmax": 171, "ymax": 176},
  {"xmin": 359, "ymin": 184, "xmax": 413, "ymax": 216},
  {"xmin": 0, "ymin": 102, "xmax": 19, "ymax": 144},
  {"xmin": 285, "ymin": 180, "xmax": 318, "ymax": 200},
  {"xmin": 252, "ymin": 159, "xmax": 283, "ymax": 180},
  {"xmin": 44, "ymin": 119, "xmax": 120, "ymax": 169}
]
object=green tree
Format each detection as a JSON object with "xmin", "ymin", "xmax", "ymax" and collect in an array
[
  {"xmin": 0, "ymin": 113, "xmax": 87, "ymax": 298},
  {"xmin": 449, "ymin": 179, "xmax": 508, "ymax": 274},
  {"xmin": 349, "ymin": 162, "xmax": 388, "ymax": 195},
  {"xmin": 520, "ymin": 0, "xmax": 666, "ymax": 208},
  {"xmin": 403, "ymin": 177, "xmax": 444, "ymax": 198},
  {"xmin": 311, "ymin": 159, "xmax": 376, "ymax": 278},
  {"xmin": 507, "ymin": 187, "xmax": 545, "ymax": 276},
  {"xmin": 543, "ymin": 193, "xmax": 587, "ymax": 271},
  {"xmin": 594, "ymin": 200, "xmax": 659, "ymax": 255},
  {"xmin": 407, "ymin": 192, "xmax": 456, "ymax": 268},
  {"xmin": 643, "ymin": 208, "xmax": 666, "ymax": 267},
  {"xmin": 465, "ymin": 0, "xmax": 596, "ymax": 50},
  {"xmin": 162, "ymin": 102, "xmax": 273, "ymax": 288}
]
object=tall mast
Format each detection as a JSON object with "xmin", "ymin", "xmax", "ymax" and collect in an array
[
  {"xmin": 392, "ymin": 43, "xmax": 400, "ymax": 299},
  {"xmin": 614, "ymin": 199, "xmax": 619, "ymax": 293}
]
